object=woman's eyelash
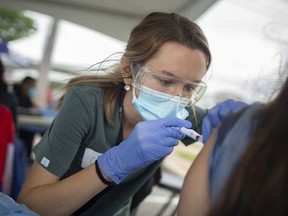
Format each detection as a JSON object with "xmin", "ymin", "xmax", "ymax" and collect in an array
[{"xmin": 159, "ymin": 79, "xmax": 173, "ymax": 85}]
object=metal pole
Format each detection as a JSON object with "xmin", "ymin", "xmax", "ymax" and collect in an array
[{"xmin": 36, "ymin": 18, "xmax": 59, "ymax": 108}]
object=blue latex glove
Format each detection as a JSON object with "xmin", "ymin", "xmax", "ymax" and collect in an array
[
  {"xmin": 202, "ymin": 99, "xmax": 247, "ymax": 143},
  {"xmin": 98, "ymin": 117, "xmax": 192, "ymax": 184}
]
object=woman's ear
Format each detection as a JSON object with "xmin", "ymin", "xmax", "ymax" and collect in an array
[{"xmin": 120, "ymin": 58, "xmax": 133, "ymax": 85}]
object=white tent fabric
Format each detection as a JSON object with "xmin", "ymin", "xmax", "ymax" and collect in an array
[
  {"xmin": 0, "ymin": 0, "xmax": 288, "ymax": 107},
  {"xmin": 0, "ymin": 0, "xmax": 219, "ymax": 106},
  {"xmin": 0, "ymin": 0, "xmax": 218, "ymax": 42}
]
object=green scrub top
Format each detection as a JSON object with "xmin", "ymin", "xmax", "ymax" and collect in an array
[{"xmin": 34, "ymin": 85, "xmax": 207, "ymax": 215}]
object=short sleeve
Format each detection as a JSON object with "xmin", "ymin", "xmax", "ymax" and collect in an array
[
  {"xmin": 34, "ymin": 86, "xmax": 93, "ymax": 177},
  {"xmin": 208, "ymin": 103, "xmax": 262, "ymax": 204}
]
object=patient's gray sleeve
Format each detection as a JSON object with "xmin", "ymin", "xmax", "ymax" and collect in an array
[{"xmin": 208, "ymin": 103, "xmax": 261, "ymax": 204}]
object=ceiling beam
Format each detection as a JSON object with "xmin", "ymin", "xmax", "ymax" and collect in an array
[{"xmin": 0, "ymin": 0, "xmax": 218, "ymax": 42}]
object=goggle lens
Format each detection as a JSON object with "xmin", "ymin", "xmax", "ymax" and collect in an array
[{"xmin": 133, "ymin": 65, "xmax": 206, "ymax": 106}]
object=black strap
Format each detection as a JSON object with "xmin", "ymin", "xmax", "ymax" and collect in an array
[{"xmin": 95, "ymin": 160, "xmax": 114, "ymax": 185}]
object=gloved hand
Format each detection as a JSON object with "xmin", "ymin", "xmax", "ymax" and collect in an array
[
  {"xmin": 202, "ymin": 99, "xmax": 247, "ymax": 143},
  {"xmin": 97, "ymin": 117, "xmax": 192, "ymax": 184}
]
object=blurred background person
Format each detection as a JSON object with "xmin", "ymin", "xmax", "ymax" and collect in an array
[
  {"xmin": 13, "ymin": 76, "xmax": 38, "ymax": 112},
  {"xmin": 13, "ymin": 76, "xmax": 41, "ymax": 162},
  {"xmin": 0, "ymin": 57, "xmax": 18, "ymax": 127}
]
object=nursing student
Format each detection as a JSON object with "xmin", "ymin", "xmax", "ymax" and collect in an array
[{"xmin": 17, "ymin": 12, "xmax": 245, "ymax": 215}]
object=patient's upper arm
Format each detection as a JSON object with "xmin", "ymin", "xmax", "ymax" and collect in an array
[{"xmin": 177, "ymin": 129, "xmax": 216, "ymax": 216}]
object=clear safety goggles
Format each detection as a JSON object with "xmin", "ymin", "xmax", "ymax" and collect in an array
[{"xmin": 132, "ymin": 64, "xmax": 207, "ymax": 106}]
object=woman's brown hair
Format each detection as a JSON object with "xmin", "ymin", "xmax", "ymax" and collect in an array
[
  {"xmin": 57, "ymin": 12, "xmax": 211, "ymax": 126},
  {"xmin": 208, "ymin": 75, "xmax": 288, "ymax": 216}
]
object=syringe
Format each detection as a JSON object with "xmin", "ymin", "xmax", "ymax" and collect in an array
[{"xmin": 177, "ymin": 127, "xmax": 203, "ymax": 143}]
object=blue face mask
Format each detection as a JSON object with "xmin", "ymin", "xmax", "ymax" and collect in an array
[
  {"xmin": 28, "ymin": 87, "xmax": 37, "ymax": 99},
  {"xmin": 132, "ymin": 85, "xmax": 189, "ymax": 121}
]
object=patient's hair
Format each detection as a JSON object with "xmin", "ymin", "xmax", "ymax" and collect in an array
[{"xmin": 208, "ymin": 74, "xmax": 288, "ymax": 215}]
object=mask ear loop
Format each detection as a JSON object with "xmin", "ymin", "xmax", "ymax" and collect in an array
[
  {"xmin": 130, "ymin": 63, "xmax": 143, "ymax": 99},
  {"xmin": 131, "ymin": 64, "xmax": 146, "ymax": 91},
  {"xmin": 192, "ymin": 84, "xmax": 207, "ymax": 104}
]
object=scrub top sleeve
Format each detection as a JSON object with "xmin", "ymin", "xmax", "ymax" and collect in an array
[{"xmin": 34, "ymin": 87, "xmax": 92, "ymax": 177}]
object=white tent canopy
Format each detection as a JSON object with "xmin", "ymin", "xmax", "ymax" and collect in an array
[
  {"xmin": 1, "ymin": 0, "xmax": 288, "ymax": 107},
  {"xmin": 0, "ymin": 0, "xmax": 218, "ymax": 42},
  {"xmin": 0, "ymin": 0, "xmax": 219, "ymax": 107}
]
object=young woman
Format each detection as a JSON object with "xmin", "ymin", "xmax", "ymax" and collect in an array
[
  {"xmin": 17, "ymin": 12, "xmax": 243, "ymax": 215},
  {"xmin": 178, "ymin": 67, "xmax": 288, "ymax": 216}
]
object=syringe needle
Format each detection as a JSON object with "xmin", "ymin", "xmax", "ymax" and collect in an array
[{"xmin": 178, "ymin": 127, "xmax": 203, "ymax": 143}]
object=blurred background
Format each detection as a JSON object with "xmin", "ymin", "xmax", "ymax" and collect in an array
[
  {"xmin": 0, "ymin": 0, "xmax": 288, "ymax": 107},
  {"xmin": 1, "ymin": 0, "xmax": 288, "ymax": 108},
  {"xmin": 0, "ymin": 0, "xmax": 287, "ymax": 215}
]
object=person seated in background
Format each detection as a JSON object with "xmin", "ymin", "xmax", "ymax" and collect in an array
[
  {"xmin": 177, "ymin": 64, "xmax": 288, "ymax": 216},
  {"xmin": 13, "ymin": 76, "xmax": 41, "ymax": 162},
  {"xmin": 13, "ymin": 76, "xmax": 39, "ymax": 114},
  {"xmin": 0, "ymin": 57, "xmax": 18, "ymax": 128},
  {"xmin": 0, "ymin": 60, "xmax": 29, "ymax": 200}
]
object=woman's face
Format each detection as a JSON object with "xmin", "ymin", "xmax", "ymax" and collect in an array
[{"xmin": 135, "ymin": 41, "xmax": 208, "ymax": 101}]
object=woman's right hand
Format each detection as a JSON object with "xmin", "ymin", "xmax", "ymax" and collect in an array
[{"xmin": 97, "ymin": 117, "xmax": 191, "ymax": 184}]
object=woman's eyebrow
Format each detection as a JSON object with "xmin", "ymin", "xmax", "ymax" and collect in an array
[
  {"xmin": 158, "ymin": 70, "xmax": 178, "ymax": 78},
  {"xmin": 159, "ymin": 70, "xmax": 202, "ymax": 83}
]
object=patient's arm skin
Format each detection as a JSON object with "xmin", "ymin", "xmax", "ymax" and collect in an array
[{"xmin": 177, "ymin": 129, "xmax": 216, "ymax": 216}]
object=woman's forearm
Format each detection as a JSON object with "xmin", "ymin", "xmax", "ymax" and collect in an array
[{"xmin": 17, "ymin": 162, "xmax": 107, "ymax": 216}]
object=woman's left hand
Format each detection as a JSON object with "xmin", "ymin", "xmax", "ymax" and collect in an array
[{"xmin": 201, "ymin": 99, "xmax": 247, "ymax": 143}]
